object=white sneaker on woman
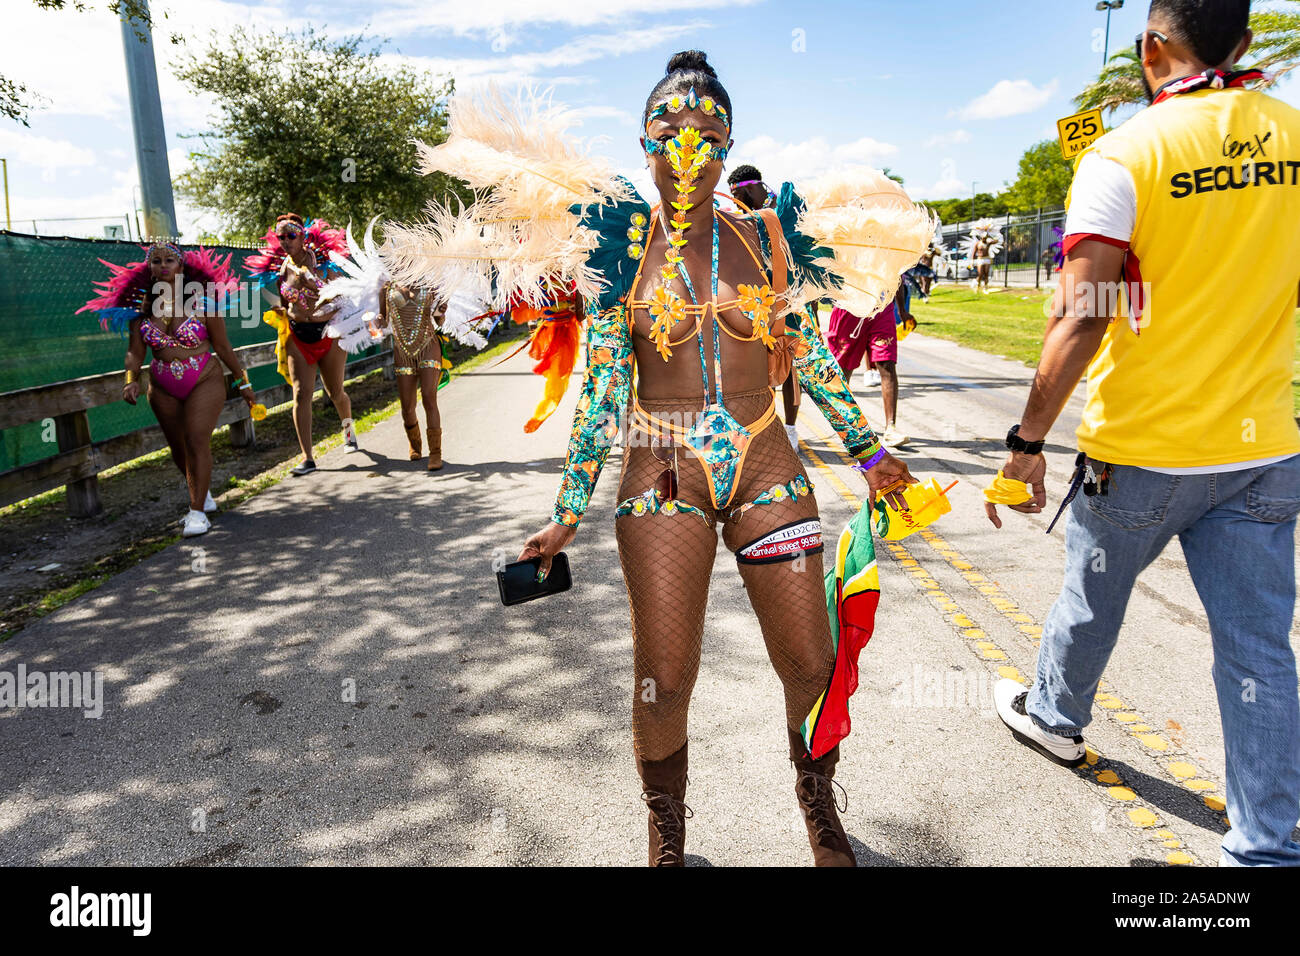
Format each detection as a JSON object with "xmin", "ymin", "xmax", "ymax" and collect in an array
[
  {"xmin": 181, "ymin": 510, "xmax": 210, "ymax": 538},
  {"xmin": 203, "ymin": 491, "xmax": 218, "ymax": 513}
]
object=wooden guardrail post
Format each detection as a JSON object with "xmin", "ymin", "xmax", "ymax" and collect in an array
[{"xmin": 54, "ymin": 409, "xmax": 101, "ymax": 517}]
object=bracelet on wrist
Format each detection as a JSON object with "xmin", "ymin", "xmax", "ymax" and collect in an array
[
  {"xmin": 855, "ymin": 446, "xmax": 889, "ymax": 473},
  {"xmin": 125, "ymin": 370, "xmax": 139, "ymax": 385}
]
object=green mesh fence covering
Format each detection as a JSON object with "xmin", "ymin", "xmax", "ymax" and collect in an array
[{"xmin": 0, "ymin": 231, "xmax": 378, "ymax": 476}]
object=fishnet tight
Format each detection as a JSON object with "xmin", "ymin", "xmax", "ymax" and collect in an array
[{"xmin": 616, "ymin": 388, "xmax": 834, "ymax": 760}]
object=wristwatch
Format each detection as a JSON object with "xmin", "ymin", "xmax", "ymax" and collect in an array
[{"xmin": 1006, "ymin": 424, "xmax": 1045, "ymax": 456}]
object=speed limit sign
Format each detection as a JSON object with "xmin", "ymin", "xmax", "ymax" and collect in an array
[{"xmin": 1057, "ymin": 108, "xmax": 1106, "ymax": 161}]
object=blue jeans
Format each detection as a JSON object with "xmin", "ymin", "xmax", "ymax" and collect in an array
[{"xmin": 1027, "ymin": 454, "xmax": 1300, "ymax": 866}]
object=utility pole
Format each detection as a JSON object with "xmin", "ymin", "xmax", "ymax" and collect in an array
[
  {"xmin": 1, "ymin": 158, "xmax": 10, "ymax": 230},
  {"xmin": 120, "ymin": 0, "xmax": 177, "ymax": 239},
  {"xmin": 1096, "ymin": 1, "xmax": 1125, "ymax": 66}
]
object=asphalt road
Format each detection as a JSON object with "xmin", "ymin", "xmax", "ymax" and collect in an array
[{"xmin": 1, "ymin": 330, "xmax": 1295, "ymax": 866}]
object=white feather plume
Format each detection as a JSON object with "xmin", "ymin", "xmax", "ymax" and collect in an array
[
  {"xmin": 958, "ymin": 218, "xmax": 1004, "ymax": 260},
  {"xmin": 320, "ymin": 218, "xmax": 390, "ymax": 354},
  {"xmin": 381, "ymin": 84, "xmax": 633, "ymax": 307},
  {"xmin": 794, "ymin": 168, "xmax": 937, "ymax": 316}
]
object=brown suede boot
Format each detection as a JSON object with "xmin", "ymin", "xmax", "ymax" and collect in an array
[
  {"xmin": 404, "ymin": 422, "xmax": 422, "ymax": 461},
  {"xmin": 427, "ymin": 427, "xmax": 442, "ymax": 471},
  {"xmin": 789, "ymin": 729, "xmax": 856, "ymax": 867},
  {"xmin": 635, "ymin": 742, "xmax": 691, "ymax": 867}
]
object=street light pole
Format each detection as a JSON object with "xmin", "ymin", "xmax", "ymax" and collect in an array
[
  {"xmin": 971, "ymin": 181, "xmax": 978, "ymax": 222},
  {"xmin": 1096, "ymin": 0, "xmax": 1125, "ymax": 65},
  {"xmin": 120, "ymin": 0, "xmax": 177, "ymax": 239}
]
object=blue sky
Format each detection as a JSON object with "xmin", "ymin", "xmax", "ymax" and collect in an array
[{"xmin": 3, "ymin": 0, "xmax": 1297, "ymax": 239}]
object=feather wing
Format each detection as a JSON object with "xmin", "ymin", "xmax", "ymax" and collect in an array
[{"xmin": 794, "ymin": 168, "xmax": 937, "ymax": 316}]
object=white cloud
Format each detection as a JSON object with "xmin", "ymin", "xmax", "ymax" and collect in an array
[
  {"xmin": 957, "ymin": 78, "xmax": 1060, "ymax": 121},
  {"xmin": 923, "ymin": 130, "xmax": 971, "ymax": 149},
  {"xmin": 0, "ymin": 128, "xmax": 96, "ymax": 170},
  {"xmin": 908, "ymin": 175, "xmax": 970, "ymax": 202},
  {"xmin": 730, "ymin": 134, "xmax": 899, "ymax": 183},
  {"xmin": 379, "ymin": 20, "xmax": 710, "ymax": 85},
  {"xmin": 360, "ymin": 0, "xmax": 758, "ymax": 37}
]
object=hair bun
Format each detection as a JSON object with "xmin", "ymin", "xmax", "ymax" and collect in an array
[
  {"xmin": 277, "ymin": 213, "xmax": 305, "ymax": 225},
  {"xmin": 666, "ymin": 50, "xmax": 716, "ymax": 78}
]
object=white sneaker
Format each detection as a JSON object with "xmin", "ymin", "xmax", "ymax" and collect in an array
[
  {"xmin": 863, "ymin": 369, "xmax": 881, "ymax": 388},
  {"xmin": 784, "ymin": 423, "xmax": 800, "ymax": 450},
  {"xmin": 342, "ymin": 418, "xmax": 359, "ymax": 452},
  {"xmin": 994, "ymin": 679, "xmax": 1086, "ymax": 768},
  {"xmin": 882, "ymin": 425, "xmax": 910, "ymax": 448},
  {"xmin": 203, "ymin": 491, "xmax": 218, "ymax": 513},
  {"xmin": 181, "ymin": 510, "xmax": 210, "ymax": 538}
]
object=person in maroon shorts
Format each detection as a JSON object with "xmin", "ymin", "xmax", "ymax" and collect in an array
[{"xmin": 826, "ymin": 291, "xmax": 909, "ymax": 447}]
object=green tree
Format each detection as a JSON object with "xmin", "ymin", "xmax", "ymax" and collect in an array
[
  {"xmin": 1253, "ymin": 0, "xmax": 1300, "ymax": 86},
  {"xmin": 1003, "ymin": 140, "xmax": 1074, "ymax": 213},
  {"xmin": 925, "ymin": 193, "xmax": 1008, "ymax": 224},
  {"xmin": 4, "ymin": 1, "xmax": 157, "ymax": 125},
  {"xmin": 175, "ymin": 27, "xmax": 469, "ymax": 241}
]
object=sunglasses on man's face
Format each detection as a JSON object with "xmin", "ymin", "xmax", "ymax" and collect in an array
[{"xmin": 1135, "ymin": 30, "xmax": 1169, "ymax": 61}]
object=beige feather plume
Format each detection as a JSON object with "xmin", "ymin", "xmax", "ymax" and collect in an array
[
  {"xmin": 796, "ymin": 168, "xmax": 937, "ymax": 316},
  {"xmin": 381, "ymin": 84, "xmax": 631, "ymax": 306}
]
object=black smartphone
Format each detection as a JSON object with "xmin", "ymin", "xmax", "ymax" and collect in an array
[{"xmin": 497, "ymin": 553, "xmax": 572, "ymax": 606}]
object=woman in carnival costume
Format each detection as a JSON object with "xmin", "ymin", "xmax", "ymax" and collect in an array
[
  {"xmin": 382, "ymin": 52, "xmax": 932, "ymax": 866},
  {"xmin": 320, "ymin": 221, "xmax": 492, "ymax": 469},
  {"xmin": 960, "ymin": 218, "xmax": 1003, "ymax": 295},
  {"xmin": 247, "ymin": 213, "xmax": 358, "ymax": 476},
  {"xmin": 79, "ymin": 241, "xmax": 253, "ymax": 537}
]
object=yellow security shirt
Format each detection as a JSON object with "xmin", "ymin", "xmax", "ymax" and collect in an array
[{"xmin": 1067, "ymin": 88, "xmax": 1300, "ymax": 468}]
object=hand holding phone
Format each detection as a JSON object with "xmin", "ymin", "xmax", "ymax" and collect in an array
[{"xmin": 497, "ymin": 553, "xmax": 573, "ymax": 606}]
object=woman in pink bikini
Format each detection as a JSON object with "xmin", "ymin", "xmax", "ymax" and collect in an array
[{"xmin": 81, "ymin": 240, "xmax": 253, "ymax": 537}]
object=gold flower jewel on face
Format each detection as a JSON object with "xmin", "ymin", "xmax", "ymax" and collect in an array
[{"xmin": 658, "ymin": 126, "xmax": 714, "ymax": 286}]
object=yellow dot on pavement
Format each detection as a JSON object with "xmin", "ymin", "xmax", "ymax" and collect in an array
[
  {"xmin": 1098, "ymin": 699, "xmax": 1125, "ymax": 710},
  {"xmin": 952, "ymin": 615, "xmax": 974, "ymax": 628},
  {"xmin": 1109, "ymin": 786, "xmax": 1137, "ymax": 801},
  {"xmin": 1085, "ymin": 747, "xmax": 1100, "ymax": 765},
  {"xmin": 952, "ymin": 560, "xmax": 972, "ymax": 570},
  {"xmin": 979, "ymin": 585, "xmax": 999, "ymax": 594},
  {"xmin": 1128, "ymin": 808, "xmax": 1159, "ymax": 827},
  {"xmin": 963, "ymin": 572, "xmax": 985, "ymax": 582},
  {"xmin": 1156, "ymin": 829, "xmax": 1176, "ymax": 839},
  {"xmin": 1130, "ymin": 724, "xmax": 1153, "ymax": 732},
  {"xmin": 1163, "ymin": 839, "xmax": 1181, "ymax": 848},
  {"xmin": 1185, "ymin": 779, "xmax": 1216, "ymax": 791},
  {"xmin": 1114, "ymin": 713, "xmax": 1138, "ymax": 723},
  {"xmin": 1009, "ymin": 613, "xmax": 1034, "ymax": 624},
  {"xmin": 1165, "ymin": 762, "xmax": 1197, "ymax": 779},
  {"xmin": 981, "ymin": 648, "xmax": 1007, "ymax": 661},
  {"xmin": 1166, "ymin": 852, "xmax": 1194, "ymax": 866},
  {"xmin": 1095, "ymin": 770, "xmax": 1122, "ymax": 785},
  {"xmin": 963, "ymin": 628, "xmax": 986, "ymax": 640},
  {"xmin": 1019, "ymin": 625, "xmax": 1042, "ymax": 636},
  {"xmin": 1137, "ymin": 734, "xmax": 1168, "ymax": 751},
  {"xmin": 1204, "ymin": 795, "xmax": 1226, "ymax": 812},
  {"xmin": 997, "ymin": 666, "xmax": 1022, "ymax": 681}
]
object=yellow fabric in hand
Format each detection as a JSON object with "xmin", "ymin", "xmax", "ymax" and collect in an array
[
  {"xmin": 983, "ymin": 471, "xmax": 1033, "ymax": 506},
  {"xmin": 262, "ymin": 308, "xmax": 292, "ymax": 385}
]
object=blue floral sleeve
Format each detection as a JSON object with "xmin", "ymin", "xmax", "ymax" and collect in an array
[
  {"xmin": 551, "ymin": 305, "xmax": 634, "ymax": 528},
  {"xmin": 789, "ymin": 305, "xmax": 883, "ymax": 461}
]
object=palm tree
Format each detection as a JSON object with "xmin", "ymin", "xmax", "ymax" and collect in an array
[
  {"xmin": 1252, "ymin": 0, "xmax": 1300, "ymax": 87},
  {"xmin": 1074, "ymin": 49, "xmax": 1145, "ymax": 116}
]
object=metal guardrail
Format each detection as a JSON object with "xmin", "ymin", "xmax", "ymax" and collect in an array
[{"xmin": 0, "ymin": 342, "xmax": 393, "ymax": 516}]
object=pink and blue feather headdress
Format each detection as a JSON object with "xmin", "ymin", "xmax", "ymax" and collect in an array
[{"xmin": 78, "ymin": 243, "xmax": 238, "ymax": 334}]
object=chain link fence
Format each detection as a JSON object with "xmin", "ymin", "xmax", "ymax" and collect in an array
[{"xmin": 935, "ymin": 208, "xmax": 1068, "ymax": 290}]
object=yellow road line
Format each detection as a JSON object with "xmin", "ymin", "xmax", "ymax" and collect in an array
[{"xmin": 798, "ymin": 416, "xmax": 1207, "ymax": 864}]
